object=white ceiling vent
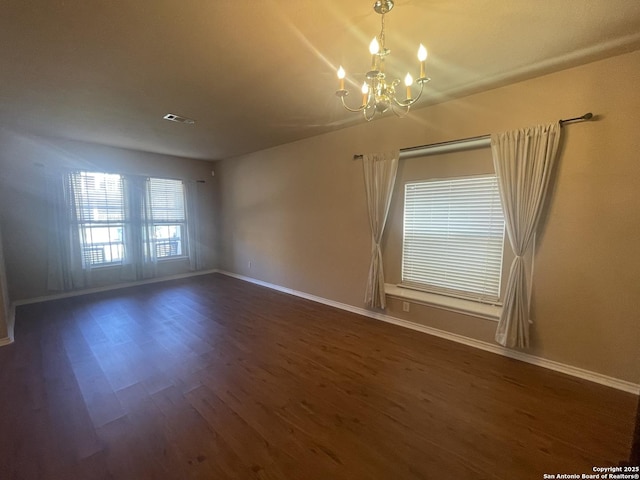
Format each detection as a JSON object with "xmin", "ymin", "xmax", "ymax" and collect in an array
[{"xmin": 163, "ymin": 113, "xmax": 195, "ymax": 125}]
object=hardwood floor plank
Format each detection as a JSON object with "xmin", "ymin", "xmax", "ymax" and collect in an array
[
  {"xmin": 96, "ymin": 415, "xmax": 169, "ymax": 479},
  {"xmin": 41, "ymin": 330, "xmax": 104, "ymax": 463},
  {"xmin": 114, "ymin": 382, "xmax": 204, "ymax": 479},
  {"xmin": 151, "ymin": 384, "xmax": 248, "ymax": 479}
]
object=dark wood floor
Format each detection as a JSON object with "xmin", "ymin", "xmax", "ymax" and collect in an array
[{"xmin": 0, "ymin": 273, "xmax": 636, "ymax": 479}]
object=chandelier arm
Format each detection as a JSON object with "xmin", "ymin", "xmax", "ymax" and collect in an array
[
  {"xmin": 393, "ymin": 79, "xmax": 427, "ymax": 108},
  {"xmin": 363, "ymin": 106, "xmax": 377, "ymax": 122},
  {"xmin": 340, "ymin": 95, "xmax": 367, "ymax": 113},
  {"xmin": 390, "ymin": 102, "xmax": 410, "ymax": 118}
]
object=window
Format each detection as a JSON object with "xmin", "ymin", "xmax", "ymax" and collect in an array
[
  {"xmin": 70, "ymin": 172, "xmax": 127, "ymax": 267},
  {"xmin": 402, "ymin": 175, "xmax": 505, "ymax": 304},
  {"xmin": 147, "ymin": 178, "xmax": 187, "ymax": 259},
  {"xmin": 69, "ymin": 172, "xmax": 188, "ymax": 268}
]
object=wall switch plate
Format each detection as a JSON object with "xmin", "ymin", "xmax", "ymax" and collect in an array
[{"xmin": 402, "ymin": 301, "xmax": 410, "ymax": 312}]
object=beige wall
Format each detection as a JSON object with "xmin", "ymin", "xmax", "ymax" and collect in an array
[
  {"xmin": 0, "ymin": 131, "xmax": 219, "ymax": 301},
  {"xmin": 216, "ymin": 50, "xmax": 640, "ymax": 384}
]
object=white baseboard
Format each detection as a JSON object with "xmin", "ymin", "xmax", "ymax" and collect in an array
[
  {"xmin": 11, "ymin": 269, "xmax": 219, "ymax": 307},
  {"xmin": 218, "ymin": 270, "xmax": 640, "ymax": 395}
]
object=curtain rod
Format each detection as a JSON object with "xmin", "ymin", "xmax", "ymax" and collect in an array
[{"xmin": 352, "ymin": 112, "xmax": 593, "ymax": 160}]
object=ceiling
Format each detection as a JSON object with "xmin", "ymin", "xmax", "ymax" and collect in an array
[{"xmin": 1, "ymin": 0, "xmax": 639, "ymax": 161}]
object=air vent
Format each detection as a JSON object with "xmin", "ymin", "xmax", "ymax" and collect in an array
[{"xmin": 163, "ymin": 113, "xmax": 195, "ymax": 125}]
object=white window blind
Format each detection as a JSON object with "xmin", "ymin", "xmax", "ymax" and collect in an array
[
  {"xmin": 402, "ymin": 175, "xmax": 505, "ymax": 303},
  {"xmin": 71, "ymin": 172, "xmax": 125, "ymax": 222},
  {"xmin": 147, "ymin": 178, "xmax": 186, "ymax": 222}
]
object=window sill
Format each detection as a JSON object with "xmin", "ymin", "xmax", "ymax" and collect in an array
[
  {"xmin": 384, "ymin": 284, "xmax": 501, "ymax": 322},
  {"xmin": 86, "ymin": 256, "xmax": 189, "ymax": 269},
  {"xmin": 86, "ymin": 263, "xmax": 123, "ymax": 270},
  {"xmin": 157, "ymin": 256, "xmax": 189, "ymax": 263}
]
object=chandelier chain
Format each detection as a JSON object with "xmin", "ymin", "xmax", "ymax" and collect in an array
[{"xmin": 379, "ymin": 14, "xmax": 386, "ymax": 51}]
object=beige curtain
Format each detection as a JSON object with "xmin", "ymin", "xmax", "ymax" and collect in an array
[
  {"xmin": 121, "ymin": 176, "xmax": 158, "ymax": 281},
  {"xmin": 46, "ymin": 171, "xmax": 90, "ymax": 291},
  {"xmin": 186, "ymin": 180, "xmax": 204, "ymax": 272},
  {"xmin": 491, "ymin": 123, "xmax": 562, "ymax": 348},
  {"xmin": 363, "ymin": 151, "xmax": 399, "ymax": 309}
]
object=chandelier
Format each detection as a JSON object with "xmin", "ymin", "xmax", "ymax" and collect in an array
[{"xmin": 336, "ymin": 0, "xmax": 429, "ymax": 121}]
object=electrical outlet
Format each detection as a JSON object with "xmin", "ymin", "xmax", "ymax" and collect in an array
[
  {"xmin": 402, "ymin": 301, "xmax": 410, "ymax": 312},
  {"xmin": 248, "ymin": 261, "xmax": 252, "ymax": 269}
]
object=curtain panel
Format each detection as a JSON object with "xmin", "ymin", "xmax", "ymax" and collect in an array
[
  {"xmin": 186, "ymin": 180, "xmax": 204, "ymax": 272},
  {"xmin": 363, "ymin": 151, "xmax": 399, "ymax": 309},
  {"xmin": 120, "ymin": 176, "xmax": 158, "ymax": 281},
  {"xmin": 46, "ymin": 172, "xmax": 87, "ymax": 291},
  {"xmin": 491, "ymin": 122, "xmax": 562, "ymax": 348}
]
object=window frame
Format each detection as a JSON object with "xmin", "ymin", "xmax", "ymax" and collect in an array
[
  {"xmin": 381, "ymin": 143, "xmax": 518, "ymax": 322},
  {"xmin": 68, "ymin": 171, "xmax": 191, "ymax": 269},
  {"xmin": 69, "ymin": 171, "xmax": 128, "ymax": 269},
  {"xmin": 400, "ymin": 173, "xmax": 507, "ymax": 306},
  {"xmin": 146, "ymin": 177, "xmax": 189, "ymax": 262}
]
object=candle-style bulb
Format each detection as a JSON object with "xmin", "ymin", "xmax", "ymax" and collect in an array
[
  {"xmin": 337, "ymin": 66, "xmax": 345, "ymax": 90},
  {"xmin": 361, "ymin": 82, "xmax": 369, "ymax": 106},
  {"xmin": 369, "ymin": 38, "xmax": 380, "ymax": 55},
  {"xmin": 417, "ymin": 44, "xmax": 427, "ymax": 62},
  {"xmin": 418, "ymin": 44, "xmax": 428, "ymax": 79},
  {"xmin": 404, "ymin": 74, "xmax": 413, "ymax": 100}
]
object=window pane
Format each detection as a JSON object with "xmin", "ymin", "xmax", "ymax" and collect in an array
[
  {"xmin": 81, "ymin": 226, "xmax": 125, "ymax": 266},
  {"xmin": 154, "ymin": 224, "xmax": 184, "ymax": 258},
  {"xmin": 402, "ymin": 175, "xmax": 505, "ymax": 302}
]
